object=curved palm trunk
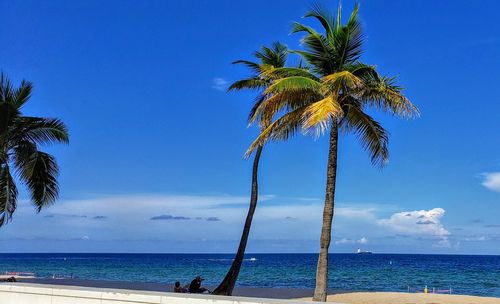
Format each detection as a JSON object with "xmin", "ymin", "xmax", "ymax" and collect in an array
[
  {"xmin": 313, "ymin": 124, "xmax": 339, "ymax": 302},
  {"xmin": 212, "ymin": 145, "xmax": 263, "ymax": 296}
]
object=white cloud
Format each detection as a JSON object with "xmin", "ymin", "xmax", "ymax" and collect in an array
[
  {"xmin": 335, "ymin": 236, "xmax": 368, "ymax": 245},
  {"xmin": 336, "ymin": 207, "xmax": 377, "ymax": 220},
  {"xmin": 358, "ymin": 237, "xmax": 368, "ymax": 244},
  {"xmin": 464, "ymin": 235, "xmax": 487, "ymax": 241},
  {"xmin": 212, "ymin": 77, "xmax": 229, "ymax": 91},
  {"xmin": 335, "ymin": 238, "xmax": 352, "ymax": 244},
  {"xmin": 4, "ymin": 194, "xmax": 266, "ymax": 240},
  {"xmin": 481, "ymin": 172, "xmax": 500, "ymax": 192},
  {"xmin": 4, "ymin": 194, "xmax": 327, "ymax": 243},
  {"xmin": 378, "ymin": 208, "xmax": 450, "ymax": 246},
  {"xmin": 7, "ymin": 194, "xmax": 480, "ymax": 253}
]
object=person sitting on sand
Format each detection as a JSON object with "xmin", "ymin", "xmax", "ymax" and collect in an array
[
  {"xmin": 188, "ymin": 276, "xmax": 210, "ymax": 293},
  {"xmin": 173, "ymin": 281, "xmax": 187, "ymax": 293}
]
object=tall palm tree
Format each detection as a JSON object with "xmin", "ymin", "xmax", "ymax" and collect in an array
[
  {"xmin": 212, "ymin": 42, "xmax": 288, "ymax": 295},
  {"xmin": 0, "ymin": 73, "xmax": 69, "ymax": 227},
  {"xmin": 246, "ymin": 4, "xmax": 418, "ymax": 301}
]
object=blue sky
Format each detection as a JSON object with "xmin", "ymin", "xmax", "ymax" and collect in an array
[{"xmin": 0, "ymin": 0, "xmax": 499, "ymax": 254}]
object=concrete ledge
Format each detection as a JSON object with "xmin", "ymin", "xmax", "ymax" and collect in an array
[{"xmin": 0, "ymin": 283, "xmax": 333, "ymax": 304}]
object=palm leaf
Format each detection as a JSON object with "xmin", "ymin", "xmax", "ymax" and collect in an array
[
  {"xmin": 0, "ymin": 73, "xmax": 15, "ymax": 104},
  {"xmin": 232, "ymin": 60, "xmax": 262, "ymax": 74},
  {"xmin": 228, "ymin": 78, "xmax": 268, "ymax": 91},
  {"xmin": 13, "ymin": 80, "xmax": 33, "ymax": 108},
  {"xmin": 0, "ymin": 102, "xmax": 19, "ymax": 135},
  {"xmin": 303, "ymin": 95, "xmax": 343, "ymax": 135},
  {"xmin": 249, "ymin": 89, "xmax": 322, "ymax": 127},
  {"xmin": 254, "ymin": 42, "xmax": 288, "ymax": 67},
  {"xmin": 341, "ymin": 104, "xmax": 389, "ymax": 167},
  {"xmin": 246, "ymin": 105, "xmax": 309, "ymax": 157},
  {"xmin": 248, "ymin": 94, "xmax": 267, "ymax": 126},
  {"xmin": 264, "ymin": 76, "xmax": 321, "ymax": 95},
  {"xmin": 359, "ymin": 76, "xmax": 419, "ymax": 118},
  {"xmin": 304, "ymin": 3, "xmax": 335, "ymax": 38},
  {"xmin": 19, "ymin": 149, "xmax": 60, "ymax": 211},
  {"xmin": 260, "ymin": 67, "xmax": 320, "ymax": 81},
  {"xmin": 0, "ymin": 166, "xmax": 17, "ymax": 227},
  {"xmin": 10, "ymin": 117, "xmax": 69, "ymax": 146},
  {"xmin": 346, "ymin": 63, "xmax": 380, "ymax": 81},
  {"xmin": 322, "ymin": 70, "xmax": 363, "ymax": 91},
  {"xmin": 332, "ymin": 3, "xmax": 363, "ymax": 68}
]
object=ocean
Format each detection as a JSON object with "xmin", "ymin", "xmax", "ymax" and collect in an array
[{"xmin": 1, "ymin": 253, "xmax": 499, "ymax": 297}]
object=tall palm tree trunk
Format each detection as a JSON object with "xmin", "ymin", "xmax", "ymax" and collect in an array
[
  {"xmin": 313, "ymin": 124, "xmax": 339, "ymax": 302},
  {"xmin": 212, "ymin": 145, "xmax": 263, "ymax": 296}
]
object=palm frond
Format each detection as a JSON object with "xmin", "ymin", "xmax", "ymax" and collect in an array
[
  {"xmin": 248, "ymin": 94, "xmax": 267, "ymax": 126},
  {"xmin": 228, "ymin": 78, "xmax": 268, "ymax": 91},
  {"xmin": 264, "ymin": 76, "xmax": 321, "ymax": 95},
  {"xmin": 0, "ymin": 73, "xmax": 15, "ymax": 104},
  {"xmin": 10, "ymin": 117, "xmax": 69, "ymax": 146},
  {"xmin": 291, "ymin": 49, "xmax": 335, "ymax": 75},
  {"xmin": 322, "ymin": 70, "xmax": 363, "ymax": 91},
  {"xmin": 254, "ymin": 42, "xmax": 288, "ymax": 67},
  {"xmin": 335, "ymin": 1, "xmax": 342, "ymax": 30},
  {"xmin": 290, "ymin": 23, "xmax": 336, "ymax": 75},
  {"xmin": 341, "ymin": 103, "xmax": 389, "ymax": 167},
  {"xmin": 359, "ymin": 76, "xmax": 419, "ymax": 118},
  {"xmin": 232, "ymin": 60, "xmax": 262, "ymax": 74},
  {"xmin": 303, "ymin": 95, "xmax": 343, "ymax": 135},
  {"xmin": 245, "ymin": 106, "xmax": 308, "ymax": 157},
  {"xmin": 13, "ymin": 80, "xmax": 33, "ymax": 108},
  {"xmin": 0, "ymin": 102, "xmax": 19, "ymax": 135},
  {"xmin": 332, "ymin": 3, "xmax": 364, "ymax": 68},
  {"xmin": 304, "ymin": 3, "xmax": 335, "ymax": 38},
  {"xmin": 13, "ymin": 140, "xmax": 38, "ymax": 177},
  {"xmin": 346, "ymin": 63, "xmax": 380, "ymax": 81},
  {"xmin": 0, "ymin": 166, "xmax": 17, "ymax": 227},
  {"xmin": 260, "ymin": 67, "xmax": 320, "ymax": 81},
  {"xmin": 17, "ymin": 149, "xmax": 60, "ymax": 211},
  {"xmin": 249, "ymin": 89, "xmax": 322, "ymax": 127}
]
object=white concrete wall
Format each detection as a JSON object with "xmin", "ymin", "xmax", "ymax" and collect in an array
[{"xmin": 0, "ymin": 283, "xmax": 319, "ymax": 304}]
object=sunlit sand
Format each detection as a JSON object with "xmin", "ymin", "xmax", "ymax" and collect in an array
[{"xmin": 298, "ymin": 291, "xmax": 500, "ymax": 304}]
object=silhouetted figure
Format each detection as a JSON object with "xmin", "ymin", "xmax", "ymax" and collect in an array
[
  {"xmin": 188, "ymin": 276, "xmax": 210, "ymax": 293},
  {"xmin": 174, "ymin": 281, "xmax": 187, "ymax": 293}
]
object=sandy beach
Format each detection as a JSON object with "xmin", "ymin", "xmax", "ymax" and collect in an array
[
  {"xmin": 299, "ymin": 292, "xmax": 500, "ymax": 304},
  {"xmin": 10, "ymin": 278, "xmax": 500, "ymax": 304}
]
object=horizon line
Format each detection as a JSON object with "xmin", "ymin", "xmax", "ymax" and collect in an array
[{"xmin": 1, "ymin": 252, "xmax": 499, "ymax": 256}]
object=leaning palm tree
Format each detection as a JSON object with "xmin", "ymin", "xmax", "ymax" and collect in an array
[
  {"xmin": 0, "ymin": 73, "xmax": 69, "ymax": 227},
  {"xmin": 212, "ymin": 42, "xmax": 288, "ymax": 295},
  {"xmin": 246, "ymin": 4, "xmax": 418, "ymax": 301}
]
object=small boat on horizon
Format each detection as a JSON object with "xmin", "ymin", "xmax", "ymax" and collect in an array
[{"xmin": 357, "ymin": 248, "xmax": 373, "ymax": 255}]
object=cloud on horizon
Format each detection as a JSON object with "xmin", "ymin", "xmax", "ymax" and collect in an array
[
  {"xmin": 335, "ymin": 236, "xmax": 368, "ymax": 245},
  {"xmin": 378, "ymin": 208, "xmax": 451, "ymax": 246},
  {"xmin": 484, "ymin": 224, "xmax": 500, "ymax": 228},
  {"xmin": 206, "ymin": 217, "xmax": 221, "ymax": 222},
  {"xmin": 3, "ymin": 194, "xmax": 499, "ymax": 254},
  {"xmin": 44, "ymin": 214, "xmax": 87, "ymax": 218},
  {"xmin": 150, "ymin": 215, "xmax": 190, "ymax": 221}
]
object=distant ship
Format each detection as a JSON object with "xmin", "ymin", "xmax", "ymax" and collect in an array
[{"xmin": 357, "ymin": 248, "xmax": 373, "ymax": 254}]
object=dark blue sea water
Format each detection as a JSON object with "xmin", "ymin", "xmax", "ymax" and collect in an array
[{"xmin": 1, "ymin": 253, "xmax": 499, "ymax": 297}]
